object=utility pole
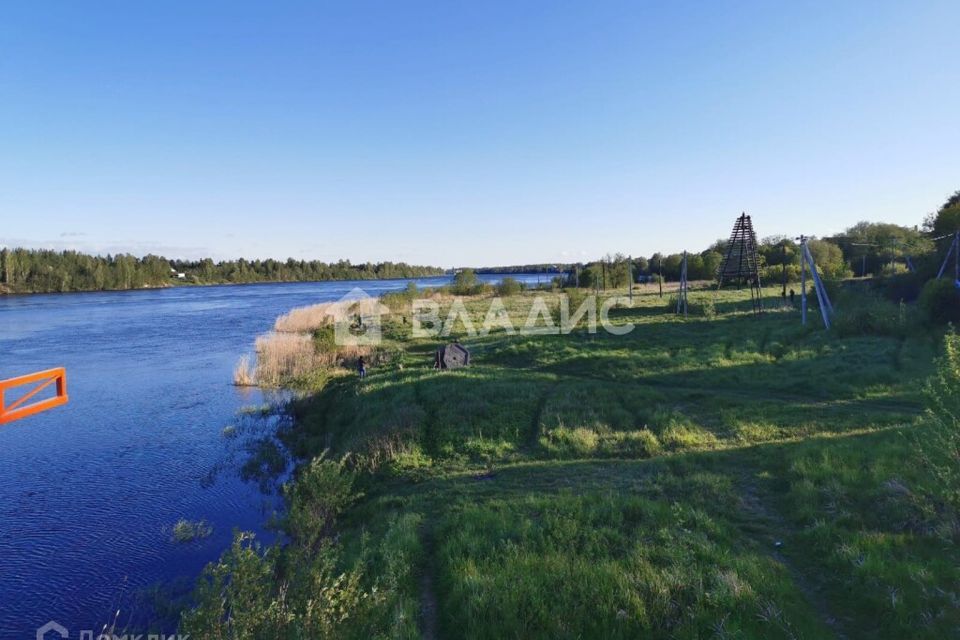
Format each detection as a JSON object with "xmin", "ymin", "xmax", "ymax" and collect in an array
[
  {"xmin": 628, "ymin": 255, "xmax": 633, "ymax": 303},
  {"xmin": 797, "ymin": 235, "xmax": 833, "ymax": 329},
  {"xmin": 936, "ymin": 232, "xmax": 960, "ymax": 281},
  {"xmin": 676, "ymin": 251, "xmax": 688, "ymax": 317},
  {"xmin": 800, "ymin": 236, "xmax": 807, "ymax": 326},
  {"xmin": 658, "ymin": 257, "xmax": 663, "ymax": 298},
  {"xmin": 781, "ymin": 241, "xmax": 787, "ymax": 298}
]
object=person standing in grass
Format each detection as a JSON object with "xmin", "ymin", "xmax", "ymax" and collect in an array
[{"xmin": 358, "ymin": 356, "xmax": 366, "ymax": 380}]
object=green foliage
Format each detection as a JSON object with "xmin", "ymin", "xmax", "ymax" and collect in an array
[
  {"xmin": 285, "ymin": 454, "xmax": 357, "ymax": 546},
  {"xmin": 496, "ymin": 277, "xmax": 522, "ymax": 296},
  {"xmin": 920, "ymin": 331, "xmax": 960, "ymax": 512},
  {"xmin": 808, "ymin": 239, "xmax": 852, "ymax": 279},
  {"xmin": 924, "ymin": 190, "xmax": 960, "ymax": 238},
  {"xmin": 181, "ymin": 533, "xmax": 382, "ymax": 639},
  {"xmin": 381, "ymin": 281, "xmax": 422, "ymax": 312},
  {"xmin": 452, "ymin": 268, "xmax": 480, "ymax": 294},
  {"xmin": 919, "ymin": 278, "xmax": 960, "ymax": 324},
  {"xmin": 195, "ymin": 287, "xmax": 959, "ymax": 639},
  {"xmin": 832, "ymin": 221, "xmax": 934, "ymax": 277},
  {"xmin": 0, "ymin": 247, "xmax": 444, "ymax": 293},
  {"xmin": 690, "ymin": 294, "xmax": 716, "ymax": 318},
  {"xmin": 832, "ymin": 289, "xmax": 911, "ymax": 337},
  {"xmin": 436, "ymin": 485, "xmax": 827, "ymax": 639},
  {"xmin": 171, "ymin": 519, "xmax": 213, "ymax": 543}
]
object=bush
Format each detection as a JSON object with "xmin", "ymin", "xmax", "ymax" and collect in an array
[
  {"xmin": 919, "ymin": 278, "xmax": 960, "ymax": 324},
  {"xmin": 452, "ymin": 268, "xmax": 479, "ymax": 294},
  {"xmin": 832, "ymin": 289, "xmax": 910, "ymax": 337},
  {"xmin": 690, "ymin": 295, "xmax": 716, "ymax": 319},
  {"xmin": 285, "ymin": 454, "xmax": 357, "ymax": 546},
  {"xmin": 919, "ymin": 331, "xmax": 960, "ymax": 512},
  {"xmin": 496, "ymin": 277, "xmax": 522, "ymax": 296}
]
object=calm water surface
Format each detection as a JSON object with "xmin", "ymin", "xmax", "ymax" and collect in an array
[{"xmin": 0, "ymin": 274, "xmax": 548, "ymax": 638}]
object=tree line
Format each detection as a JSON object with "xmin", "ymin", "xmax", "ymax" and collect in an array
[
  {"xmin": 0, "ymin": 249, "xmax": 445, "ymax": 294},
  {"xmin": 569, "ymin": 190, "xmax": 960, "ymax": 290}
]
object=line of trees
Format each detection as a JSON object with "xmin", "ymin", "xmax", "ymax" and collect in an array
[
  {"xmin": 0, "ymin": 248, "xmax": 445, "ymax": 294},
  {"xmin": 569, "ymin": 190, "xmax": 960, "ymax": 290}
]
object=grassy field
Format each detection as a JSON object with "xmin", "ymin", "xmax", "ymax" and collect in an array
[{"xmin": 184, "ymin": 285, "xmax": 960, "ymax": 639}]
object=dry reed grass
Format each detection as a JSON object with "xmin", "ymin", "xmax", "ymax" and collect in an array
[
  {"xmin": 274, "ymin": 299, "xmax": 387, "ymax": 333},
  {"xmin": 233, "ymin": 354, "xmax": 255, "ymax": 386},
  {"xmin": 251, "ymin": 332, "xmax": 378, "ymax": 386}
]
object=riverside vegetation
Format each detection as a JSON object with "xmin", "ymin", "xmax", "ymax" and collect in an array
[
  {"xmin": 182, "ymin": 278, "xmax": 960, "ymax": 640},
  {"xmin": 6, "ymin": 189, "xmax": 960, "ymax": 295},
  {"xmin": 0, "ymin": 248, "xmax": 444, "ymax": 294}
]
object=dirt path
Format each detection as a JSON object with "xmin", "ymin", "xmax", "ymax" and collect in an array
[
  {"xmin": 418, "ymin": 525, "xmax": 440, "ymax": 640},
  {"xmin": 737, "ymin": 474, "xmax": 849, "ymax": 640}
]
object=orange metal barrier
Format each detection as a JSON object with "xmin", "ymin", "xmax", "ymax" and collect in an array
[{"xmin": 0, "ymin": 368, "xmax": 68, "ymax": 424}]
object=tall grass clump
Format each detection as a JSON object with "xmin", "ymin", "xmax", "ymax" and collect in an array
[
  {"xmin": 171, "ymin": 518, "xmax": 213, "ymax": 543},
  {"xmin": 233, "ymin": 354, "xmax": 255, "ymax": 386},
  {"xmin": 254, "ymin": 332, "xmax": 376, "ymax": 386},
  {"xmin": 275, "ymin": 298, "xmax": 387, "ymax": 333},
  {"xmin": 274, "ymin": 301, "xmax": 339, "ymax": 333},
  {"xmin": 255, "ymin": 332, "xmax": 323, "ymax": 386},
  {"xmin": 832, "ymin": 288, "xmax": 912, "ymax": 337}
]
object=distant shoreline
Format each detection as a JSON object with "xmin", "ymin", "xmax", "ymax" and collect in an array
[{"xmin": 0, "ymin": 272, "xmax": 549, "ymax": 298}]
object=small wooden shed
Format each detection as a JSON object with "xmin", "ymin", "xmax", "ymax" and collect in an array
[{"xmin": 435, "ymin": 343, "xmax": 470, "ymax": 369}]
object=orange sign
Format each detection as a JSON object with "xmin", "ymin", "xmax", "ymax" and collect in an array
[{"xmin": 0, "ymin": 368, "xmax": 68, "ymax": 424}]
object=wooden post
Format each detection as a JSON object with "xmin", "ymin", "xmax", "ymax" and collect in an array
[
  {"xmin": 800, "ymin": 236, "xmax": 807, "ymax": 326},
  {"xmin": 658, "ymin": 257, "xmax": 663, "ymax": 298},
  {"xmin": 628, "ymin": 255, "xmax": 633, "ymax": 302},
  {"xmin": 781, "ymin": 242, "xmax": 787, "ymax": 298}
]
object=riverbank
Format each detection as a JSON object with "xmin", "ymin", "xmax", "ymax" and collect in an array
[{"xmin": 182, "ymin": 285, "xmax": 960, "ymax": 639}]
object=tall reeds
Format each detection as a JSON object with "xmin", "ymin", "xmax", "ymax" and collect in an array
[
  {"xmin": 233, "ymin": 354, "xmax": 255, "ymax": 386},
  {"xmin": 274, "ymin": 299, "xmax": 385, "ymax": 333}
]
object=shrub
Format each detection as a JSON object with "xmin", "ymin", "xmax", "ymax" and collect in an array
[
  {"xmin": 831, "ymin": 289, "xmax": 910, "ymax": 337},
  {"xmin": 382, "ymin": 282, "xmax": 420, "ymax": 312},
  {"xmin": 452, "ymin": 268, "xmax": 479, "ymax": 294},
  {"xmin": 496, "ymin": 277, "xmax": 522, "ymax": 296},
  {"xmin": 919, "ymin": 278, "xmax": 960, "ymax": 324},
  {"xmin": 690, "ymin": 295, "xmax": 716, "ymax": 318},
  {"xmin": 285, "ymin": 454, "xmax": 357, "ymax": 546},
  {"xmin": 919, "ymin": 330, "xmax": 960, "ymax": 513},
  {"xmin": 181, "ymin": 533, "xmax": 373, "ymax": 639}
]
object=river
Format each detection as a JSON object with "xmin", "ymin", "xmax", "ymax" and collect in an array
[{"xmin": 0, "ymin": 274, "xmax": 550, "ymax": 638}]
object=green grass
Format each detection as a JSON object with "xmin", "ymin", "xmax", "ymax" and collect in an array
[{"xmin": 185, "ymin": 285, "xmax": 960, "ymax": 639}]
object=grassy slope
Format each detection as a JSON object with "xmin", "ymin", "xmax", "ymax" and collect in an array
[{"xmin": 282, "ymin": 287, "xmax": 957, "ymax": 639}]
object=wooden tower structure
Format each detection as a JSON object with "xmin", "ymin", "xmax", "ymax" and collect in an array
[{"xmin": 717, "ymin": 213, "xmax": 763, "ymax": 313}]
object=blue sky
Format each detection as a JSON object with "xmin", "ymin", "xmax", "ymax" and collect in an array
[{"xmin": 1, "ymin": 1, "xmax": 958, "ymax": 267}]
